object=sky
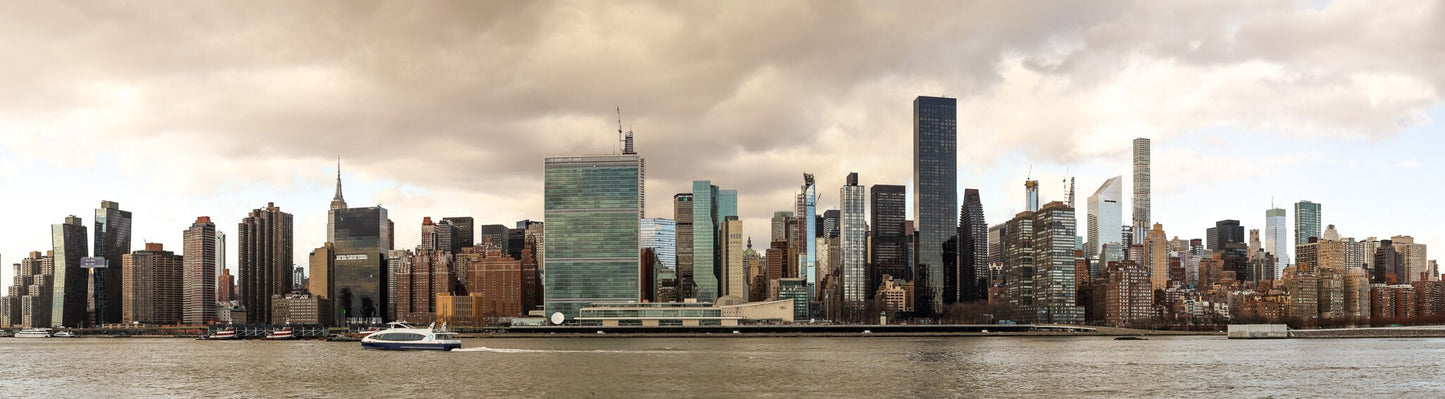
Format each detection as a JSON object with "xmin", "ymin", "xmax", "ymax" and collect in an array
[{"xmin": 2, "ymin": 0, "xmax": 1443, "ymax": 293}]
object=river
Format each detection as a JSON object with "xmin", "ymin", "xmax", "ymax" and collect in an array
[{"xmin": 3, "ymin": 336, "xmax": 1441, "ymax": 397}]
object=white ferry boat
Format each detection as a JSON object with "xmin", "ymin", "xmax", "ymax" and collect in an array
[
  {"xmin": 204, "ymin": 327, "xmax": 240, "ymax": 340},
  {"xmin": 264, "ymin": 327, "xmax": 296, "ymax": 340},
  {"xmin": 15, "ymin": 328, "xmax": 53, "ymax": 338},
  {"xmin": 361, "ymin": 322, "xmax": 461, "ymax": 351}
]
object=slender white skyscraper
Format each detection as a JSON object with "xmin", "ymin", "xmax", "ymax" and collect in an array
[
  {"xmin": 840, "ymin": 173, "xmax": 867, "ymax": 310},
  {"xmin": 1087, "ymin": 176, "xmax": 1124, "ymax": 261},
  {"xmin": 1132, "ymin": 138, "xmax": 1151, "ymax": 244},
  {"xmin": 1265, "ymin": 208, "xmax": 1288, "ymax": 278}
]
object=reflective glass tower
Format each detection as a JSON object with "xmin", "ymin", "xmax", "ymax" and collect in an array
[
  {"xmin": 796, "ymin": 174, "xmax": 818, "ymax": 298},
  {"xmin": 959, "ymin": 189, "xmax": 987, "ymax": 302},
  {"xmin": 1086, "ymin": 176, "xmax": 1123, "ymax": 262},
  {"xmin": 92, "ymin": 201, "xmax": 131, "ymax": 325},
  {"xmin": 1265, "ymin": 211, "xmax": 1288, "ymax": 279},
  {"xmin": 640, "ymin": 218, "xmax": 676, "ymax": 271},
  {"xmin": 913, "ymin": 96, "xmax": 957, "ymax": 315},
  {"xmin": 50, "ymin": 216, "xmax": 88, "ymax": 327},
  {"xmin": 869, "ymin": 185, "xmax": 908, "ymax": 295},
  {"xmin": 543, "ymin": 154, "xmax": 642, "ymax": 320},
  {"xmin": 1295, "ymin": 200, "xmax": 1321, "ymax": 247},
  {"xmin": 692, "ymin": 181, "xmax": 720, "ymax": 302}
]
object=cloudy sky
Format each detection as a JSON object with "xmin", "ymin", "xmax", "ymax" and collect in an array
[{"xmin": 2, "ymin": 1, "xmax": 1442, "ymax": 291}]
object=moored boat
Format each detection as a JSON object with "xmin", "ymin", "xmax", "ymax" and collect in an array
[
  {"xmin": 361, "ymin": 322, "xmax": 461, "ymax": 351},
  {"xmin": 52, "ymin": 330, "xmax": 77, "ymax": 338},
  {"xmin": 204, "ymin": 327, "xmax": 240, "ymax": 340},
  {"xmin": 264, "ymin": 327, "xmax": 296, "ymax": 340},
  {"xmin": 16, "ymin": 328, "xmax": 54, "ymax": 338}
]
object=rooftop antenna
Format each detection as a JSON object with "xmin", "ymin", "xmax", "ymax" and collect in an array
[{"xmin": 616, "ymin": 106, "xmax": 624, "ymax": 155}]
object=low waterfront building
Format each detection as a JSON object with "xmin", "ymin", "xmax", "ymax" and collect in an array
[
  {"xmin": 576, "ymin": 302, "xmax": 740, "ymax": 327},
  {"xmin": 270, "ymin": 292, "xmax": 331, "ymax": 325},
  {"xmin": 719, "ymin": 299, "xmax": 795, "ymax": 323},
  {"xmin": 435, "ymin": 293, "xmax": 477, "ymax": 327}
]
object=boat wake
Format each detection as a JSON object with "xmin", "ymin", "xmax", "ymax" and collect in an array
[{"xmin": 453, "ymin": 346, "xmax": 685, "ymax": 354}]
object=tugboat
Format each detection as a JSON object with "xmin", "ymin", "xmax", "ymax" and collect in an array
[
  {"xmin": 361, "ymin": 322, "xmax": 461, "ymax": 351},
  {"xmin": 203, "ymin": 327, "xmax": 240, "ymax": 340},
  {"xmin": 264, "ymin": 326, "xmax": 296, "ymax": 340},
  {"xmin": 15, "ymin": 328, "xmax": 52, "ymax": 338}
]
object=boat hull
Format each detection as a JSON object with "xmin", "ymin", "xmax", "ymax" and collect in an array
[{"xmin": 361, "ymin": 341, "xmax": 461, "ymax": 351}]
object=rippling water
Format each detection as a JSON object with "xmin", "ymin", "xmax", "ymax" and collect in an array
[{"xmin": 3, "ymin": 336, "xmax": 1442, "ymax": 397}]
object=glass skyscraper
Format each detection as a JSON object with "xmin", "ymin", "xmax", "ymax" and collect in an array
[
  {"xmin": 692, "ymin": 181, "xmax": 719, "ymax": 302},
  {"xmin": 840, "ymin": 173, "xmax": 866, "ymax": 308},
  {"xmin": 50, "ymin": 216, "xmax": 88, "ymax": 328},
  {"xmin": 796, "ymin": 174, "xmax": 818, "ymax": 298},
  {"xmin": 913, "ymin": 96, "xmax": 957, "ymax": 315},
  {"xmin": 543, "ymin": 154, "xmax": 642, "ymax": 320},
  {"xmin": 1265, "ymin": 207, "xmax": 1289, "ymax": 278},
  {"xmin": 959, "ymin": 189, "xmax": 988, "ymax": 302},
  {"xmin": 1086, "ymin": 176, "xmax": 1123, "ymax": 262},
  {"xmin": 870, "ymin": 184, "xmax": 907, "ymax": 295},
  {"xmin": 1295, "ymin": 200, "xmax": 1321, "ymax": 247},
  {"xmin": 331, "ymin": 206, "xmax": 389, "ymax": 324},
  {"xmin": 92, "ymin": 201, "xmax": 131, "ymax": 325},
  {"xmin": 640, "ymin": 218, "xmax": 676, "ymax": 271}
]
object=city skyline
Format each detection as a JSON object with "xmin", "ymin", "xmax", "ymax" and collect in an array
[{"xmin": 3, "ymin": 1, "xmax": 1445, "ymax": 294}]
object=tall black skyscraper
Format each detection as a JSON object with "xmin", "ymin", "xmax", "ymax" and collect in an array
[
  {"xmin": 50, "ymin": 216, "xmax": 88, "ymax": 328},
  {"xmin": 869, "ymin": 185, "xmax": 908, "ymax": 296},
  {"xmin": 92, "ymin": 200, "xmax": 131, "ymax": 325},
  {"xmin": 239, "ymin": 202, "xmax": 294, "ymax": 324},
  {"xmin": 1206, "ymin": 220, "xmax": 1244, "ymax": 251},
  {"xmin": 913, "ymin": 95, "xmax": 957, "ymax": 315},
  {"xmin": 479, "ymin": 224, "xmax": 509, "ymax": 250},
  {"xmin": 959, "ymin": 189, "xmax": 988, "ymax": 302},
  {"xmin": 442, "ymin": 217, "xmax": 475, "ymax": 248}
]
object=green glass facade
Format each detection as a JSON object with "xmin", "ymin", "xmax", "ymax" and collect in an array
[
  {"xmin": 692, "ymin": 181, "xmax": 718, "ymax": 302},
  {"xmin": 544, "ymin": 155, "xmax": 642, "ymax": 320}
]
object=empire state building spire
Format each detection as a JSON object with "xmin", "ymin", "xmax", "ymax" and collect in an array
[{"xmin": 330, "ymin": 158, "xmax": 347, "ymax": 211}]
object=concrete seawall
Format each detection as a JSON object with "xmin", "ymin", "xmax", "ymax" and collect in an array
[{"xmin": 1290, "ymin": 327, "xmax": 1445, "ymax": 339}]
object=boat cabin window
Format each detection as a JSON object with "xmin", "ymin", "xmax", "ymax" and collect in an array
[{"xmin": 373, "ymin": 332, "xmax": 426, "ymax": 341}]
